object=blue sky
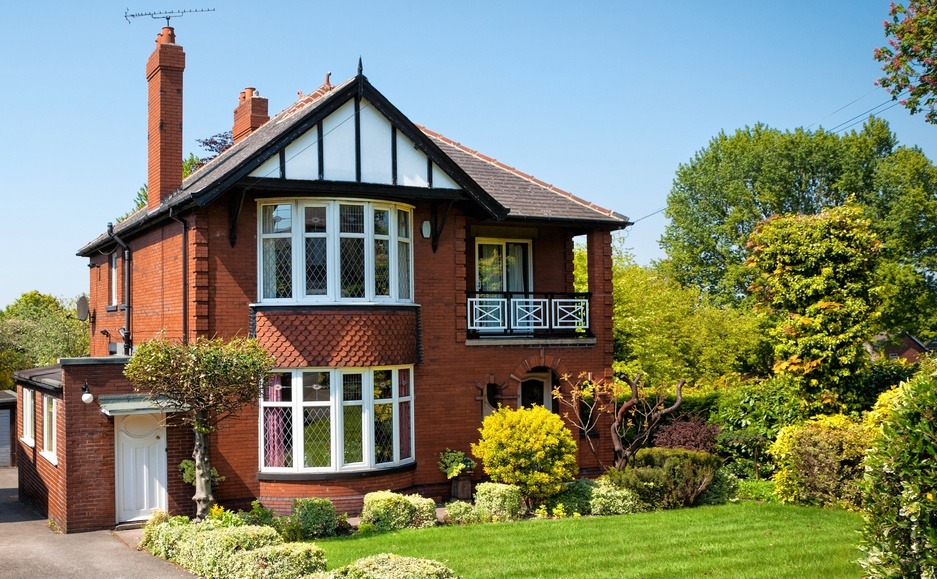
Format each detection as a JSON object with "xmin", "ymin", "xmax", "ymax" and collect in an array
[{"xmin": 0, "ymin": 1, "xmax": 933, "ymax": 309}]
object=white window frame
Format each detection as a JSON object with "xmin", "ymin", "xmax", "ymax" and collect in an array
[
  {"xmin": 474, "ymin": 238, "xmax": 534, "ymax": 293},
  {"xmin": 109, "ymin": 252, "xmax": 119, "ymax": 307},
  {"xmin": 40, "ymin": 395, "xmax": 57, "ymax": 465},
  {"xmin": 259, "ymin": 366, "xmax": 414, "ymax": 474},
  {"xmin": 21, "ymin": 388, "xmax": 35, "ymax": 447},
  {"xmin": 257, "ymin": 199, "xmax": 414, "ymax": 305}
]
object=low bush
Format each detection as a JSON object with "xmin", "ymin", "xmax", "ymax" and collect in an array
[
  {"xmin": 589, "ymin": 478, "xmax": 643, "ymax": 515},
  {"xmin": 360, "ymin": 491, "xmax": 437, "ymax": 531},
  {"xmin": 861, "ymin": 374, "xmax": 937, "ymax": 578},
  {"xmin": 736, "ymin": 479, "xmax": 776, "ymax": 502},
  {"xmin": 293, "ymin": 497, "xmax": 337, "ymax": 538},
  {"xmin": 471, "ymin": 405, "xmax": 578, "ymax": 504},
  {"xmin": 474, "ymin": 482, "xmax": 523, "ymax": 522},
  {"xmin": 206, "ymin": 504, "xmax": 245, "ymax": 527},
  {"xmin": 606, "ymin": 448, "xmax": 722, "ymax": 509},
  {"xmin": 769, "ymin": 414, "xmax": 870, "ymax": 509},
  {"xmin": 239, "ymin": 500, "xmax": 277, "ymax": 527},
  {"xmin": 443, "ymin": 500, "xmax": 479, "ymax": 525},
  {"xmin": 330, "ymin": 553, "xmax": 458, "ymax": 578},
  {"xmin": 696, "ymin": 469, "xmax": 739, "ymax": 505},
  {"xmin": 546, "ymin": 478, "xmax": 596, "ymax": 516},
  {"xmin": 141, "ymin": 513, "xmax": 196, "ymax": 560},
  {"xmin": 653, "ymin": 415, "xmax": 721, "ymax": 453},
  {"xmin": 175, "ymin": 525, "xmax": 283, "ymax": 579},
  {"xmin": 228, "ymin": 542, "xmax": 326, "ymax": 579}
]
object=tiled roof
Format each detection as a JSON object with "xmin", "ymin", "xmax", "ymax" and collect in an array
[
  {"xmin": 255, "ymin": 309, "xmax": 418, "ymax": 367},
  {"xmin": 421, "ymin": 127, "xmax": 630, "ymax": 225}
]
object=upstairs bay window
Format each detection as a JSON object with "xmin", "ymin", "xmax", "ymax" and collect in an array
[{"xmin": 259, "ymin": 200, "xmax": 413, "ymax": 304}]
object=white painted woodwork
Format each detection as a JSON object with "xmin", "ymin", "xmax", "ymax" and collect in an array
[{"xmin": 115, "ymin": 413, "xmax": 167, "ymax": 522}]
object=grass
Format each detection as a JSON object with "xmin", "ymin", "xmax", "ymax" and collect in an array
[{"xmin": 317, "ymin": 501, "xmax": 862, "ymax": 578}]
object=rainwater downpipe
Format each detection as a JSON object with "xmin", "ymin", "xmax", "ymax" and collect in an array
[
  {"xmin": 169, "ymin": 208, "xmax": 189, "ymax": 344},
  {"xmin": 106, "ymin": 222, "xmax": 132, "ymax": 355}
]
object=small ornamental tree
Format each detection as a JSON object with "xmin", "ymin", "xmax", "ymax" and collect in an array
[
  {"xmin": 874, "ymin": 1, "xmax": 937, "ymax": 124},
  {"xmin": 471, "ymin": 405, "xmax": 578, "ymax": 505},
  {"xmin": 124, "ymin": 336, "xmax": 274, "ymax": 519}
]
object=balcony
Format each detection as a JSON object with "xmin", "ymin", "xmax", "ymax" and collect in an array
[{"xmin": 466, "ymin": 291, "xmax": 592, "ymax": 341}]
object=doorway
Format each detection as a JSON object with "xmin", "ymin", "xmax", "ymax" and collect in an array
[{"xmin": 115, "ymin": 413, "xmax": 167, "ymax": 522}]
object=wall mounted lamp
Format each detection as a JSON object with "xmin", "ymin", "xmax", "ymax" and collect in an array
[
  {"xmin": 81, "ymin": 381, "xmax": 93, "ymax": 404},
  {"xmin": 421, "ymin": 220, "xmax": 432, "ymax": 239}
]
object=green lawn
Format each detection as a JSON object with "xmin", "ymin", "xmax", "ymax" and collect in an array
[{"xmin": 317, "ymin": 502, "xmax": 863, "ymax": 578}]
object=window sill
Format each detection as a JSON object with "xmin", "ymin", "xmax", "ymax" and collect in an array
[
  {"xmin": 39, "ymin": 450, "xmax": 58, "ymax": 466},
  {"xmin": 20, "ymin": 437, "xmax": 34, "ymax": 448},
  {"xmin": 465, "ymin": 336, "xmax": 596, "ymax": 347},
  {"xmin": 251, "ymin": 302, "xmax": 419, "ymax": 309},
  {"xmin": 258, "ymin": 461, "xmax": 416, "ymax": 481}
]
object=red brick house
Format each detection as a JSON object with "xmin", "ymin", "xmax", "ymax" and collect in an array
[{"xmin": 14, "ymin": 27, "xmax": 629, "ymax": 532}]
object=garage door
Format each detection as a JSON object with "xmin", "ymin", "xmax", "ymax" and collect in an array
[{"xmin": 0, "ymin": 409, "xmax": 10, "ymax": 467}]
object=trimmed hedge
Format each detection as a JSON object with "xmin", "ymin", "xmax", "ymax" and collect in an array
[
  {"xmin": 590, "ymin": 478, "xmax": 643, "ymax": 515},
  {"xmin": 443, "ymin": 500, "xmax": 479, "ymax": 525},
  {"xmin": 330, "ymin": 553, "xmax": 458, "ymax": 578},
  {"xmin": 229, "ymin": 542, "xmax": 326, "ymax": 579},
  {"xmin": 174, "ymin": 525, "xmax": 283, "ymax": 578},
  {"xmin": 293, "ymin": 497, "xmax": 337, "ymax": 538},
  {"xmin": 360, "ymin": 491, "xmax": 437, "ymax": 531},
  {"xmin": 474, "ymin": 482, "xmax": 523, "ymax": 522}
]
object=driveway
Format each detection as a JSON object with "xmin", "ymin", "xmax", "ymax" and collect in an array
[{"xmin": 0, "ymin": 467, "xmax": 192, "ymax": 578}]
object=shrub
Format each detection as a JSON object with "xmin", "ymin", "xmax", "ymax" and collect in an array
[
  {"xmin": 174, "ymin": 525, "xmax": 283, "ymax": 578},
  {"xmin": 696, "ymin": 469, "xmax": 739, "ymax": 505},
  {"xmin": 606, "ymin": 448, "xmax": 722, "ymax": 509},
  {"xmin": 360, "ymin": 491, "xmax": 436, "ymax": 531},
  {"xmin": 736, "ymin": 479, "xmax": 776, "ymax": 502},
  {"xmin": 207, "ymin": 503, "xmax": 245, "ymax": 527},
  {"xmin": 710, "ymin": 375, "xmax": 810, "ymax": 478},
  {"xmin": 274, "ymin": 515, "xmax": 303, "ymax": 542},
  {"xmin": 331, "ymin": 553, "xmax": 458, "ymax": 578},
  {"xmin": 590, "ymin": 478, "xmax": 643, "ymax": 515},
  {"xmin": 849, "ymin": 356, "xmax": 916, "ymax": 414},
  {"xmin": 293, "ymin": 497, "xmax": 337, "ymax": 538},
  {"xmin": 443, "ymin": 501, "xmax": 479, "ymax": 525},
  {"xmin": 474, "ymin": 482, "xmax": 523, "ymax": 522},
  {"xmin": 653, "ymin": 415, "xmax": 721, "ymax": 453},
  {"xmin": 860, "ymin": 373, "xmax": 937, "ymax": 578},
  {"xmin": 471, "ymin": 405, "xmax": 578, "ymax": 503},
  {"xmin": 141, "ymin": 513, "xmax": 196, "ymax": 560},
  {"xmin": 768, "ymin": 414, "xmax": 871, "ymax": 509},
  {"xmin": 229, "ymin": 542, "xmax": 326, "ymax": 579},
  {"xmin": 546, "ymin": 478, "xmax": 596, "ymax": 516},
  {"xmin": 239, "ymin": 500, "xmax": 277, "ymax": 527}
]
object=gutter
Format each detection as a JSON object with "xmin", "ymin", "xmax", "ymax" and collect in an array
[{"xmin": 107, "ymin": 222, "xmax": 133, "ymax": 355}]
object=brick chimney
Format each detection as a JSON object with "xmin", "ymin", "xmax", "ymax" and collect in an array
[
  {"xmin": 145, "ymin": 26, "xmax": 185, "ymax": 211},
  {"xmin": 233, "ymin": 87, "xmax": 269, "ymax": 144}
]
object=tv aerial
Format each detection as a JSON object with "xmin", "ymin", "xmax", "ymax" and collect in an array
[{"xmin": 124, "ymin": 8, "xmax": 215, "ymax": 26}]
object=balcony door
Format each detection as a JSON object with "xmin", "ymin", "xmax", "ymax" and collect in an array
[{"xmin": 476, "ymin": 240, "xmax": 531, "ymax": 295}]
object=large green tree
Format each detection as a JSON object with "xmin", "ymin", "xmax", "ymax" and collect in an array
[
  {"xmin": 746, "ymin": 204, "xmax": 882, "ymax": 405},
  {"xmin": 0, "ymin": 291, "xmax": 89, "ymax": 389},
  {"xmin": 874, "ymin": 0, "xmax": 937, "ymax": 124},
  {"xmin": 660, "ymin": 118, "xmax": 937, "ymax": 340},
  {"xmin": 124, "ymin": 336, "xmax": 274, "ymax": 519}
]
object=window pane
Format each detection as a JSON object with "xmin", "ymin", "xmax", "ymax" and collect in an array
[
  {"xmin": 398, "ymin": 241, "xmax": 411, "ymax": 299},
  {"xmin": 304, "ymin": 237, "xmax": 328, "ymax": 296},
  {"xmin": 303, "ymin": 407, "xmax": 331, "ymax": 468},
  {"xmin": 264, "ymin": 373, "xmax": 292, "ymax": 402},
  {"xmin": 397, "ymin": 210, "xmax": 410, "ymax": 240},
  {"xmin": 263, "ymin": 407, "xmax": 292, "ymax": 467},
  {"xmin": 340, "ymin": 204, "xmax": 364, "ymax": 234},
  {"xmin": 342, "ymin": 374, "xmax": 363, "ymax": 401},
  {"xmin": 340, "ymin": 238, "xmax": 365, "ymax": 298},
  {"xmin": 374, "ymin": 403, "xmax": 393, "ymax": 464},
  {"xmin": 262, "ymin": 238, "xmax": 292, "ymax": 299},
  {"xmin": 477, "ymin": 244, "xmax": 503, "ymax": 292},
  {"xmin": 262, "ymin": 204, "xmax": 292, "ymax": 234},
  {"xmin": 373, "ymin": 370, "xmax": 392, "ymax": 400},
  {"xmin": 343, "ymin": 405, "xmax": 363, "ymax": 464},
  {"xmin": 302, "ymin": 371, "xmax": 330, "ymax": 402},
  {"xmin": 398, "ymin": 369, "xmax": 410, "ymax": 397},
  {"xmin": 304, "ymin": 206, "xmax": 327, "ymax": 233},
  {"xmin": 399, "ymin": 400, "xmax": 411, "ymax": 460},
  {"xmin": 374, "ymin": 209, "xmax": 389, "ymax": 236},
  {"xmin": 374, "ymin": 239, "xmax": 389, "ymax": 296}
]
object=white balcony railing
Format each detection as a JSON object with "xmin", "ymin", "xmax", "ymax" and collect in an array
[{"xmin": 467, "ymin": 292, "xmax": 590, "ymax": 336}]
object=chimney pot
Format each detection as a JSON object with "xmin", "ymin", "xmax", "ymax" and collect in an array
[{"xmin": 157, "ymin": 26, "xmax": 176, "ymax": 45}]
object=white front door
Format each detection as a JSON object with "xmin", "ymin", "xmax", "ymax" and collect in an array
[{"xmin": 115, "ymin": 413, "xmax": 167, "ymax": 522}]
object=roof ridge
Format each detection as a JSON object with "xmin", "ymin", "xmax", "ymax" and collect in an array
[{"xmin": 417, "ymin": 125, "xmax": 618, "ymax": 219}]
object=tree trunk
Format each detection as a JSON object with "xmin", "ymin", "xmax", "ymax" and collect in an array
[{"xmin": 191, "ymin": 412, "xmax": 213, "ymax": 520}]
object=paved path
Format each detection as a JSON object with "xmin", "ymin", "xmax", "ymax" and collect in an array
[{"xmin": 0, "ymin": 467, "xmax": 192, "ymax": 578}]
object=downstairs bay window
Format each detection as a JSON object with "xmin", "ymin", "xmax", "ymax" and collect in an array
[
  {"xmin": 259, "ymin": 200, "xmax": 413, "ymax": 304},
  {"xmin": 261, "ymin": 366, "xmax": 414, "ymax": 473}
]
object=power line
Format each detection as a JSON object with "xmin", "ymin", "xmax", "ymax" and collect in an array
[{"xmin": 806, "ymin": 88, "xmax": 879, "ymax": 130}]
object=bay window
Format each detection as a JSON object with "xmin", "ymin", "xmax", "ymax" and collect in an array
[
  {"xmin": 259, "ymin": 200, "xmax": 413, "ymax": 303},
  {"xmin": 261, "ymin": 366, "xmax": 414, "ymax": 473}
]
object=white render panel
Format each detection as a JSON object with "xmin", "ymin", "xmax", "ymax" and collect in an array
[
  {"xmin": 323, "ymin": 100, "xmax": 356, "ymax": 182},
  {"xmin": 251, "ymin": 153, "xmax": 280, "ymax": 179},
  {"xmin": 396, "ymin": 131, "xmax": 428, "ymax": 187},
  {"xmin": 284, "ymin": 128, "xmax": 319, "ymax": 179},
  {"xmin": 359, "ymin": 99, "xmax": 393, "ymax": 184},
  {"xmin": 431, "ymin": 163, "xmax": 459, "ymax": 189}
]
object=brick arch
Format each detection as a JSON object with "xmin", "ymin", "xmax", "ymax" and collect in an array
[{"xmin": 508, "ymin": 351, "xmax": 570, "ymax": 387}]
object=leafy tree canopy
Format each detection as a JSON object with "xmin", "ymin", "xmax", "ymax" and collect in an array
[
  {"xmin": 874, "ymin": 0, "xmax": 937, "ymax": 123},
  {"xmin": 660, "ymin": 118, "xmax": 937, "ymax": 340}
]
